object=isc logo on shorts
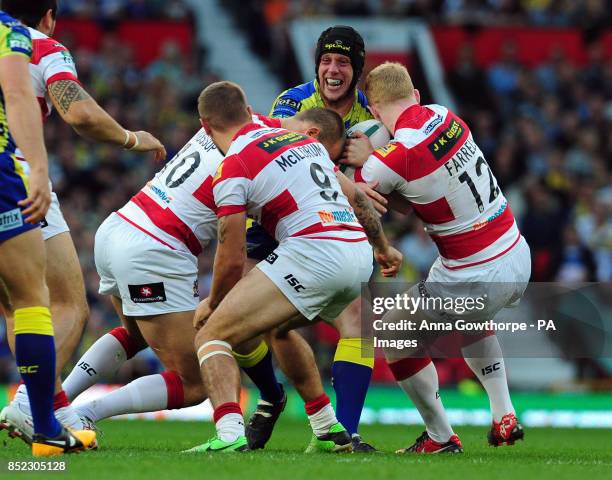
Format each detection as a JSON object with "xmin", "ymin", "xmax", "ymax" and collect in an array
[
  {"xmin": 128, "ymin": 282, "xmax": 167, "ymax": 303},
  {"xmin": 284, "ymin": 274, "xmax": 305, "ymax": 292}
]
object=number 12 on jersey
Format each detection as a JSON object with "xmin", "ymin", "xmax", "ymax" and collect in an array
[{"xmin": 458, "ymin": 156, "xmax": 500, "ymax": 213}]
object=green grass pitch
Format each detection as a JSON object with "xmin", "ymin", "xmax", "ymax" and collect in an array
[{"xmin": 0, "ymin": 419, "xmax": 610, "ymax": 480}]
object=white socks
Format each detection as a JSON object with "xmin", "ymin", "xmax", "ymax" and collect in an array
[
  {"xmin": 62, "ymin": 331, "xmax": 130, "ymax": 401},
  {"xmin": 75, "ymin": 374, "xmax": 168, "ymax": 422},
  {"xmin": 216, "ymin": 413, "xmax": 245, "ymax": 443},
  {"xmin": 307, "ymin": 403, "xmax": 337, "ymax": 438},
  {"xmin": 396, "ymin": 362, "xmax": 455, "ymax": 443},
  {"xmin": 462, "ymin": 335, "xmax": 515, "ymax": 422}
]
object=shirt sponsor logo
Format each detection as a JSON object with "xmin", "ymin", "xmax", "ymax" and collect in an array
[
  {"xmin": 423, "ymin": 114, "xmax": 443, "ymax": 135},
  {"xmin": 472, "ymin": 201, "xmax": 507, "ymax": 230},
  {"xmin": 0, "ymin": 208, "xmax": 23, "ymax": 232},
  {"xmin": 257, "ymin": 131, "xmax": 308, "ymax": 154},
  {"xmin": 213, "ymin": 162, "xmax": 224, "ymax": 183},
  {"xmin": 147, "ymin": 183, "xmax": 172, "ymax": 204},
  {"xmin": 7, "ymin": 30, "xmax": 31, "ymax": 55},
  {"xmin": 60, "ymin": 50, "xmax": 74, "ymax": 65},
  {"xmin": 427, "ymin": 119, "xmax": 465, "ymax": 161},
  {"xmin": 375, "ymin": 144, "xmax": 397, "ymax": 157},
  {"xmin": 318, "ymin": 208, "xmax": 358, "ymax": 224},
  {"xmin": 276, "ymin": 97, "xmax": 301, "ymax": 111},
  {"xmin": 128, "ymin": 282, "xmax": 167, "ymax": 303}
]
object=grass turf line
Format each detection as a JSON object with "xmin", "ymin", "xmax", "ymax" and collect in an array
[{"xmin": 0, "ymin": 419, "xmax": 610, "ymax": 480}]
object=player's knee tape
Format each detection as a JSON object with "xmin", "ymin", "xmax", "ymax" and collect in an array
[
  {"xmin": 232, "ymin": 341, "xmax": 268, "ymax": 368},
  {"xmin": 197, "ymin": 340, "xmax": 234, "ymax": 366},
  {"xmin": 334, "ymin": 338, "xmax": 374, "ymax": 368},
  {"xmin": 14, "ymin": 306, "xmax": 54, "ymax": 336}
]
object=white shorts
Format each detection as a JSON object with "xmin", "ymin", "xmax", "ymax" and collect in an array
[
  {"xmin": 41, "ymin": 189, "xmax": 70, "ymax": 241},
  {"xmin": 17, "ymin": 159, "xmax": 69, "ymax": 241},
  {"xmin": 256, "ymin": 237, "xmax": 373, "ymax": 322},
  {"xmin": 95, "ymin": 213, "xmax": 199, "ymax": 316},
  {"xmin": 423, "ymin": 235, "xmax": 532, "ymax": 320}
]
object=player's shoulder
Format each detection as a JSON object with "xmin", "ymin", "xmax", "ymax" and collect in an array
[
  {"xmin": 356, "ymin": 88, "xmax": 369, "ymax": 109},
  {"xmin": 28, "ymin": 28, "xmax": 73, "ymax": 66},
  {"xmin": 277, "ymin": 80, "xmax": 317, "ymax": 101},
  {"xmin": 271, "ymin": 80, "xmax": 317, "ymax": 116},
  {"xmin": 0, "ymin": 12, "xmax": 31, "ymax": 58},
  {"xmin": 252, "ymin": 113, "xmax": 282, "ymax": 128},
  {"xmin": 392, "ymin": 103, "xmax": 454, "ymax": 149},
  {"xmin": 372, "ymin": 141, "xmax": 408, "ymax": 163},
  {"xmin": 0, "ymin": 10, "xmax": 25, "ymax": 32}
]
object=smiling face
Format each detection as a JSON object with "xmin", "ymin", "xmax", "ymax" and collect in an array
[{"xmin": 318, "ymin": 53, "xmax": 354, "ymax": 104}]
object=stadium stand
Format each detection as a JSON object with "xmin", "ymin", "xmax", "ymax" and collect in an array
[{"xmin": 0, "ymin": 0, "xmax": 609, "ymax": 388}]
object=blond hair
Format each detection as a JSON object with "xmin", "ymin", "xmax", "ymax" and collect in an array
[
  {"xmin": 198, "ymin": 81, "xmax": 251, "ymax": 131},
  {"xmin": 365, "ymin": 62, "xmax": 415, "ymax": 106}
]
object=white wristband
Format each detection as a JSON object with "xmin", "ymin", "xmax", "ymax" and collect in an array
[
  {"xmin": 128, "ymin": 132, "xmax": 139, "ymax": 150},
  {"xmin": 122, "ymin": 129, "xmax": 131, "ymax": 147}
]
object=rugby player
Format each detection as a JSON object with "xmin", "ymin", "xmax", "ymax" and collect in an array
[
  {"xmin": 355, "ymin": 62, "xmax": 531, "ymax": 452},
  {"xmin": 0, "ymin": 0, "xmax": 165, "ymax": 443},
  {"xmin": 61, "ymin": 108, "xmax": 366, "ymax": 450},
  {"xmin": 186, "ymin": 81, "xmax": 401, "ymax": 453},
  {"xmin": 0, "ymin": 9, "xmax": 95, "ymax": 455},
  {"xmin": 238, "ymin": 24, "xmax": 383, "ymax": 453}
]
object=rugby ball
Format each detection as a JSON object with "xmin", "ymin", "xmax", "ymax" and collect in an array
[{"xmin": 346, "ymin": 119, "xmax": 391, "ymax": 150}]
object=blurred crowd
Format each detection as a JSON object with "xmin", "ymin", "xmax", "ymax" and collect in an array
[
  {"xmin": 57, "ymin": 0, "xmax": 190, "ymax": 21},
  {"xmin": 0, "ymin": 1, "xmax": 610, "ymax": 386},
  {"xmin": 257, "ymin": 0, "xmax": 610, "ymax": 29}
]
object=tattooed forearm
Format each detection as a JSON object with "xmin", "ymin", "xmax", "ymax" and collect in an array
[
  {"xmin": 353, "ymin": 188, "xmax": 386, "ymax": 248},
  {"xmin": 48, "ymin": 80, "xmax": 90, "ymax": 114}
]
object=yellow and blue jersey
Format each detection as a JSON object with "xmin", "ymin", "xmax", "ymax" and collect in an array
[
  {"xmin": 270, "ymin": 79, "xmax": 373, "ymax": 129},
  {"xmin": 0, "ymin": 11, "xmax": 37, "ymax": 242},
  {"xmin": 246, "ymin": 80, "xmax": 374, "ymax": 260}
]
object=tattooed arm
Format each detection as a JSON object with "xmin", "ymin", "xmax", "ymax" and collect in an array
[
  {"xmin": 47, "ymin": 80, "xmax": 165, "ymax": 160},
  {"xmin": 337, "ymin": 171, "xmax": 403, "ymax": 277},
  {"xmin": 208, "ymin": 212, "xmax": 247, "ymax": 310}
]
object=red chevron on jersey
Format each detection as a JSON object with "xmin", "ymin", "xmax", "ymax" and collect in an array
[
  {"xmin": 362, "ymin": 103, "xmax": 520, "ymax": 269},
  {"xmin": 213, "ymin": 123, "xmax": 365, "ymax": 242},
  {"xmin": 31, "ymin": 36, "xmax": 68, "ymax": 65},
  {"xmin": 131, "ymin": 192, "xmax": 203, "ymax": 256},
  {"xmin": 252, "ymin": 113, "xmax": 281, "ymax": 128},
  {"xmin": 118, "ymin": 128, "xmax": 224, "ymax": 255}
]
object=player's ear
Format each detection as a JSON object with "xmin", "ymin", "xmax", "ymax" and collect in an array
[
  {"xmin": 200, "ymin": 119, "xmax": 212, "ymax": 135},
  {"xmin": 414, "ymin": 89, "xmax": 421, "ymax": 104},
  {"xmin": 368, "ymin": 104, "xmax": 381, "ymax": 121},
  {"xmin": 246, "ymin": 105, "xmax": 254, "ymax": 116},
  {"xmin": 306, "ymin": 126, "xmax": 321, "ymax": 139}
]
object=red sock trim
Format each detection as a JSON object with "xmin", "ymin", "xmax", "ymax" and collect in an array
[
  {"xmin": 53, "ymin": 390, "xmax": 70, "ymax": 410},
  {"xmin": 109, "ymin": 327, "xmax": 142, "ymax": 359},
  {"xmin": 304, "ymin": 393, "xmax": 330, "ymax": 416},
  {"xmin": 387, "ymin": 357, "xmax": 432, "ymax": 381},
  {"xmin": 213, "ymin": 402, "xmax": 242, "ymax": 423},
  {"xmin": 160, "ymin": 371, "xmax": 185, "ymax": 410}
]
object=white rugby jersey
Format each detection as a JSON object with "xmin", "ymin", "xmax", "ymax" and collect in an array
[
  {"xmin": 16, "ymin": 28, "xmax": 79, "ymax": 160},
  {"xmin": 358, "ymin": 104, "xmax": 520, "ymax": 269},
  {"xmin": 213, "ymin": 123, "xmax": 366, "ymax": 243},
  {"xmin": 117, "ymin": 115, "xmax": 281, "ymax": 255}
]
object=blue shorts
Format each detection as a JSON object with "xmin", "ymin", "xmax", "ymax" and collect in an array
[
  {"xmin": 246, "ymin": 219, "xmax": 278, "ymax": 261},
  {"xmin": 0, "ymin": 154, "xmax": 39, "ymax": 243}
]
